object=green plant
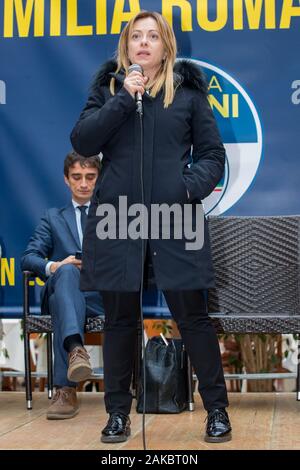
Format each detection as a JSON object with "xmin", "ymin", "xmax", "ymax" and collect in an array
[
  {"xmin": 221, "ymin": 333, "xmax": 297, "ymax": 392},
  {"xmin": 152, "ymin": 320, "xmax": 173, "ymax": 337},
  {"xmin": 1, "ymin": 348, "xmax": 9, "ymax": 359},
  {"xmin": 0, "ymin": 320, "xmax": 9, "ymax": 360}
]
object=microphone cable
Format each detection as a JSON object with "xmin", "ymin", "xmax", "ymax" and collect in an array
[{"xmin": 136, "ymin": 100, "xmax": 148, "ymax": 451}]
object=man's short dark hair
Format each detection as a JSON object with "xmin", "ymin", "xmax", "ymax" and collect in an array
[{"xmin": 64, "ymin": 151, "xmax": 101, "ymax": 177}]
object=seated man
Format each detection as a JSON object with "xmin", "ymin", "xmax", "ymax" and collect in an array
[{"xmin": 21, "ymin": 151, "xmax": 104, "ymax": 420}]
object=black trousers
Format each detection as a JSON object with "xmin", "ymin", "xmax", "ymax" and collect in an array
[{"xmin": 101, "ymin": 289, "xmax": 229, "ymax": 415}]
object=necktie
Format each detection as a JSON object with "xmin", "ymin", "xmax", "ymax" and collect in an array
[{"xmin": 78, "ymin": 205, "xmax": 88, "ymax": 235}]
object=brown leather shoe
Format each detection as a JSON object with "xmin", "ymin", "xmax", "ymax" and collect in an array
[
  {"xmin": 46, "ymin": 387, "xmax": 79, "ymax": 420},
  {"xmin": 67, "ymin": 346, "xmax": 92, "ymax": 382}
]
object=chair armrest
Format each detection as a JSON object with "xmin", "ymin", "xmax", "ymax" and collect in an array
[{"xmin": 23, "ymin": 270, "xmax": 36, "ymax": 279}]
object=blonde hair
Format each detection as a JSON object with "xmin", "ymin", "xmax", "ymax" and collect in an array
[{"xmin": 110, "ymin": 11, "xmax": 177, "ymax": 108}]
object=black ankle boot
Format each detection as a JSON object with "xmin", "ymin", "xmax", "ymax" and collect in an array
[
  {"xmin": 101, "ymin": 413, "xmax": 131, "ymax": 443},
  {"xmin": 205, "ymin": 408, "xmax": 232, "ymax": 443}
]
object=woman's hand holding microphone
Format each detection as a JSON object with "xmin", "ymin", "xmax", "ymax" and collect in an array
[{"xmin": 124, "ymin": 71, "xmax": 149, "ymax": 99}]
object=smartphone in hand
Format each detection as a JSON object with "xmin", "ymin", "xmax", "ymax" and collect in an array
[{"xmin": 75, "ymin": 251, "xmax": 82, "ymax": 260}]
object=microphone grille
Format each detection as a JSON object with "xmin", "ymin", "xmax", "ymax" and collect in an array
[{"xmin": 128, "ymin": 64, "xmax": 144, "ymax": 74}]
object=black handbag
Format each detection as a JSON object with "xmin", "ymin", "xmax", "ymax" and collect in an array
[{"xmin": 136, "ymin": 336, "xmax": 188, "ymax": 414}]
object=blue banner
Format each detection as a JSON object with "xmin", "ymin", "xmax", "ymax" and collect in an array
[{"xmin": 1, "ymin": 0, "xmax": 299, "ymax": 316}]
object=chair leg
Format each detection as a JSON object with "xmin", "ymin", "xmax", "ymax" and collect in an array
[
  {"xmin": 39, "ymin": 377, "xmax": 46, "ymax": 392},
  {"xmin": 297, "ymin": 334, "xmax": 300, "ymax": 401},
  {"xmin": 24, "ymin": 332, "xmax": 32, "ymax": 409},
  {"xmin": 187, "ymin": 355, "xmax": 195, "ymax": 411},
  {"xmin": 23, "ymin": 271, "xmax": 33, "ymax": 409},
  {"xmin": 133, "ymin": 319, "xmax": 143, "ymax": 400},
  {"xmin": 131, "ymin": 345, "xmax": 137, "ymax": 398},
  {"xmin": 47, "ymin": 333, "xmax": 53, "ymax": 399}
]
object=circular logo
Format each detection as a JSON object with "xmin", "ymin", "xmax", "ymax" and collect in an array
[{"xmin": 192, "ymin": 60, "xmax": 263, "ymax": 215}]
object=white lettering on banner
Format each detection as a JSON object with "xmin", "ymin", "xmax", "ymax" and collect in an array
[
  {"xmin": 291, "ymin": 80, "xmax": 300, "ymax": 105},
  {"xmin": 0, "ymin": 80, "xmax": 6, "ymax": 104}
]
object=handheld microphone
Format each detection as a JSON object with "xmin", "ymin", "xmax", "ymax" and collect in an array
[{"xmin": 128, "ymin": 63, "xmax": 144, "ymax": 115}]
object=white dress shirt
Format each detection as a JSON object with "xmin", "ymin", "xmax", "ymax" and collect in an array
[{"xmin": 72, "ymin": 199, "xmax": 90, "ymax": 247}]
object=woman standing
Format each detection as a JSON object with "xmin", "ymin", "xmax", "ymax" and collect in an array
[{"xmin": 71, "ymin": 11, "xmax": 231, "ymax": 444}]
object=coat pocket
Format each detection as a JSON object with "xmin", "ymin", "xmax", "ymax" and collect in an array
[{"xmin": 179, "ymin": 168, "xmax": 190, "ymax": 204}]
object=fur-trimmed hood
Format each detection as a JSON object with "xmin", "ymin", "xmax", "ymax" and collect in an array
[{"xmin": 91, "ymin": 58, "xmax": 208, "ymax": 95}]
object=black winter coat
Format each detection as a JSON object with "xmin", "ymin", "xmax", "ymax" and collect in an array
[{"xmin": 71, "ymin": 59, "xmax": 225, "ymax": 291}]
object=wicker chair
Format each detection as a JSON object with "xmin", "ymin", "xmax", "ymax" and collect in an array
[
  {"xmin": 22, "ymin": 271, "xmax": 105, "ymax": 409},
  {"xmin": 207, "ymin": 215, "xmax": 300, "ymax": 399},
  {"xmin": 23, "ymin": 215, "xmax": 300, "ymax": 408},
  {"xmin": 23, "ymin": 272, "xmax": 193, "ymax": 411}
]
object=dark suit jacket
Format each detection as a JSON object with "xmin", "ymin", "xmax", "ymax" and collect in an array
[{"xmin": 21, "ymin": 202, "xmax": 102, "ymax": 315}]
